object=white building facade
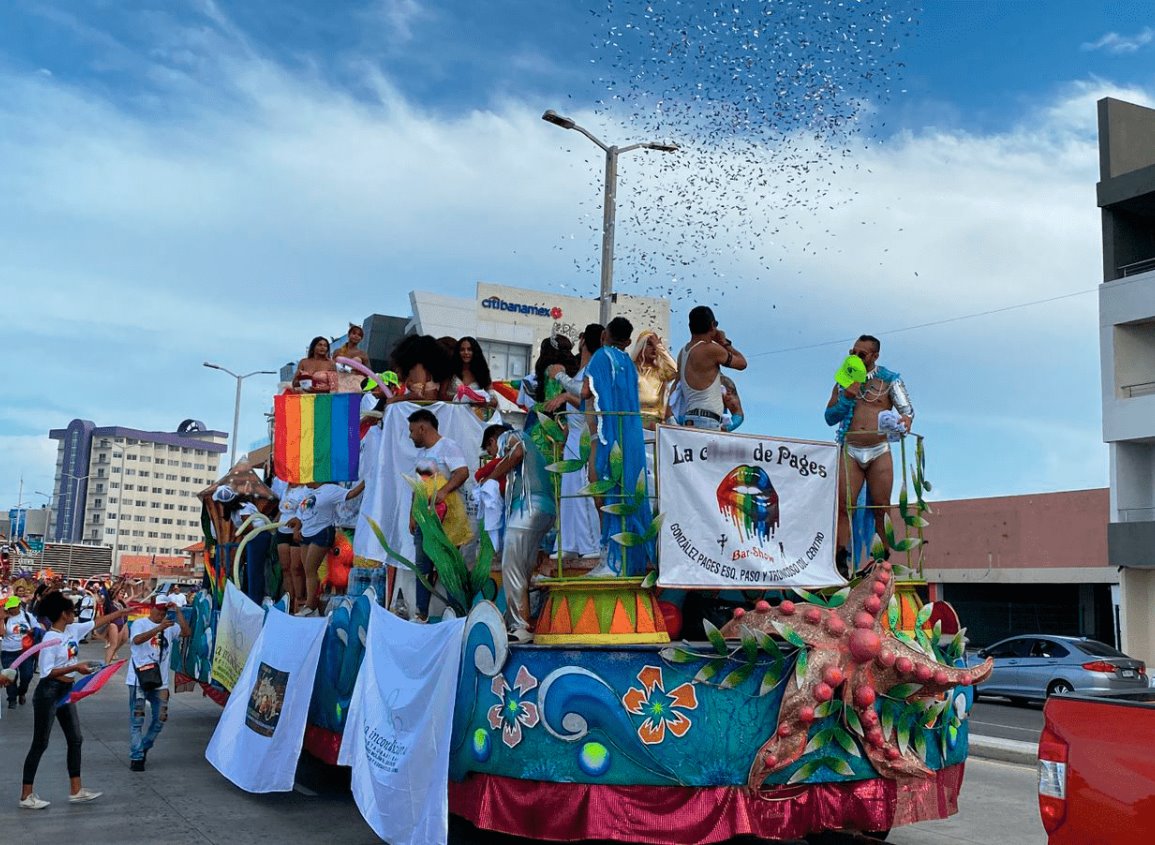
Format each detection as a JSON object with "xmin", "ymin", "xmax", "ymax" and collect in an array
[
  {"xmin": 1098, "ymin": 97, "xmax": 1155, "ymax": 663},
  {"xmin": 49, "ymin": 419, "xmax": 226, "ymax": 569}
]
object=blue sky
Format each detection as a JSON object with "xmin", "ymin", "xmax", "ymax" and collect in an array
[{"xmin": 2, "ymin": 0, "xmax": 1155, "ymax": 513}]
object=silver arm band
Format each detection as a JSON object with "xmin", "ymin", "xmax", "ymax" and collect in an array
[{"xmin": 889, "ymin": 378, "xmax": 913, "ymax": 417}]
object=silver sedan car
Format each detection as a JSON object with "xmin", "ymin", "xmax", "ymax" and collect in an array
[{"xmin": 970, "ymin": 635, "xmax": 1148, "ymax": 703}]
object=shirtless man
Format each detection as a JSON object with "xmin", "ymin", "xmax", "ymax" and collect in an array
[
  {"xmin": 824, "ymin": 335, "xmax": 914, "ymax": 571},
  {"xmin": 677, "ymin": 306, "xmax": 748, "ymax": 430}
]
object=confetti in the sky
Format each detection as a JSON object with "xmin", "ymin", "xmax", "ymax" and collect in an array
[{"xmin": 555, "ymin": 0, "xmax": 920, "ymax": 312}]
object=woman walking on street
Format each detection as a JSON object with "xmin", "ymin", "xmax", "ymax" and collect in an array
[
  {"xmin": 19, "ymin": 591, "xmax": 130, "ymax": 810},
  {"xmin": 95, "ymin": 582, "xmax": 129, "ymax": 665}
]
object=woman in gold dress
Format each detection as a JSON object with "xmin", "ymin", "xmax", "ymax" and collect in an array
[{"xmin": 631, "ymin": 331, "xmax": 678, "ymax": 430}]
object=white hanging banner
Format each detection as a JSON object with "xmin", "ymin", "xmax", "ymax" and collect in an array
[
  {"xmin": 205, "ymin": 608, "xmax": 327, "ymax": 793},
  {"xmin": 210, "ymin": 581, "xmax": 266, "ymax": 692},
  {"xmin": 656, "ymin": 426, "xmax": 844, "ymax": 589},
  {"xmin": 353, "ymin": 401, "xmax": 495, "ymax": 566},
  {"xmin": 338, "ymin": 603, "xmax": 466, "ymax": 845}
]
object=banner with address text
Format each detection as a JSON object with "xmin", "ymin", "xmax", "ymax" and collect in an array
[{"xmin": 656, "ymin": 426, "xmax": 844, "ymax": 589}]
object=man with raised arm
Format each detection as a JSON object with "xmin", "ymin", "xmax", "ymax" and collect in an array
[
  {"xmin": 677, "ymin": 306, "xmax": 748, "ymax": 430},
  {"xmin": 825, "ymin": 334, "xmax": 914, "ymax": 573}
]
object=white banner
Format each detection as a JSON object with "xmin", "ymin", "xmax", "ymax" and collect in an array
[
  {"xmin": 353, "ymin": 402, "xmax": 495, "ymax": 611},
  {"xmin": 338, "ymin": 603, "xmax": 466, "ymax": 845},
  {"xmin": 656, "ymin": 426, "xmax": 844, "ymax": 589},
  {"xmin": 210, "ymin": 582, "xmax": 266, "ymax": 692},
  {"xmin": 205, "ymin": 608, "xmax": 327, "ymax": 793}
]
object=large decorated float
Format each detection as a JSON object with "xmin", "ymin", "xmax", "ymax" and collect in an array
[{"xmin": 176, "ymin": 395, "xmax": 990, "ymax": 843}]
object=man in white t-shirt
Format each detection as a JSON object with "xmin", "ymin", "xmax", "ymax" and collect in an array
[
  {"xmin": 126, "ymin": 595, "xmax": 190, "ymax": 772},
  {"xmin": 407, "ymin": 408, "xmax": 470, "ymax": 622},
  {"xmin": 166, "ymin": 585, "xmax": 188, "ymax": 608},
  {"xmin": 2, "ymin": 596, "xmax": 42, "ymax": 708},
  {"xmin": 77, "ymin": 591, "xmax": 96, "ymax": 629}
]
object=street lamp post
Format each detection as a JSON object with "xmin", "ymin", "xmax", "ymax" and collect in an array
[
  {"xmin": 542, "ymin": 109, "xmax": 678, "ymax": 326},
  {"xmin": 203, "ymin": 363, "xmax": 277, "ymax": 470},
  {"xmin": 60, "ymin": 472, "xmax": 90, "ymax": 582},
  {"xmin": 33, "ymin": 491, "xmax": 52, "ymax": 568}
]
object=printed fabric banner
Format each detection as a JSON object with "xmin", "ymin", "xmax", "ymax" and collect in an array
[
  {"xmin": 274, "ymin": 392, "xmax": 360, "ymax": 483},
  {"xmin": 338, "ymin": 602, "xmax": 466, "ymax": 845},
  {"xmin": 656, "ymin": 426, "xmax": 845, "ymax": 589},
  {"xmin": 205, "ymin": 608, "xmax": 327, "ymax": 793},
  {"xmin": 210, "ymin": 582, "xmax": 266, "ymax": 692}
]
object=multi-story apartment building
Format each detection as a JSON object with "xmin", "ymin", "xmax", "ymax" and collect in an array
[
  {"xmin": 1097, "ymin": 97, "xmax": 1155, "ymax": 663},
  {"xmin": 49, "ymin": 418, "xmax": 227, "ymax": 569}
]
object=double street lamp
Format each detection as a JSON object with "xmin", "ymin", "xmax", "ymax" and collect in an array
[
  {"xmin": 203, "ymin": 363, "xmax": 277, "ymax": 470},
  {"xmin": 542, "ymin": 109, "xmax": 678, "ymax": 325}
]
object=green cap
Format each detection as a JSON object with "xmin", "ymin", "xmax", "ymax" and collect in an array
[
  {"xmin": 834, "ymin": 355, "xmax": 868, "ymax": 389},
  {"xmin": 363, "ymin": 370, "xmax": 402, "ymax": 392},
  {"xmin": 3, "ymin": 596, "xmax": 20, "ymax": 610}
]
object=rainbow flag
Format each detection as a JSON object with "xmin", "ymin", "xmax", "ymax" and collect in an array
[
  {"xmin": 274, "ymin": 393, "xmax": 360, "ymax": 483},
  {"xmin": 491, "ymin": 379, "xmax": 525, "ymax": 408}
]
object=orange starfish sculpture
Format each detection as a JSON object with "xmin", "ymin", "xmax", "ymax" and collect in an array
[{"xmin": 720, "ymin": 559, "xmax": 993, "ymax": 787}]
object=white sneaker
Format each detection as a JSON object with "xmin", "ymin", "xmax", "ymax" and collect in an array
[
  {"xmin": 69, "ymin": 788, "xmax": 102, "ymax": 803},
  {"xmin": 583, "ymin": 562, "xmax": 619, "ymax": 578},
  {"xmin": 510, "ymin": 628, "xmax": 534, "ymax": 644},
  {"xmin": 293, "ymin": 607, "xmax": 317, "ymax": 617},
  {"xmin": 19, "ymin": 794, "xmax": 49, "ymax": 810}
]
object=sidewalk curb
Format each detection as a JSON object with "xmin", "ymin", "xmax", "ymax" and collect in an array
[{"xmin": 969, "ymin": 733, "xmax": 1038, "ymax": 766}]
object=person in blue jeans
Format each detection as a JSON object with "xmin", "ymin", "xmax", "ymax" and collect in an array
[
  {"xmin": 126, "ymin": 595, "xmax": 190, "ymax": 772},
  {"xmin": 2, "ymin": 596, "xmax": 42, "ymax": 708}
]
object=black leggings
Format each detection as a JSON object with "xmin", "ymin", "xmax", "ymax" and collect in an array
[{"xmin": 22, "ymin": 679, "xmax": 82, "ymax": 785}]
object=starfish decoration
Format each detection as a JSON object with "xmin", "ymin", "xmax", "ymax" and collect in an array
[{"xmin": 720, "ymin": 560, "xmax": 993, "ymax": 787}]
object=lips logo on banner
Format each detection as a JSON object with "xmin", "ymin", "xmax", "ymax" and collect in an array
[{"xmin": 717, "ymin": 465, "xmax": 780, "ymax": 543}]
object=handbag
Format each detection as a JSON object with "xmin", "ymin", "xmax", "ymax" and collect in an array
[
  {"xmin": 20, "ymin": 612, "xmax": 41, "ymax": 651},
  {"xmin": 134, "ymin": 661, "xmax": 164, "ymax": 692}
]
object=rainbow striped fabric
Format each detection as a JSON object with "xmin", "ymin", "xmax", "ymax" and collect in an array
[{"xmin": 274, "ymin": 393, "xmax": 360, "ymax": 483}]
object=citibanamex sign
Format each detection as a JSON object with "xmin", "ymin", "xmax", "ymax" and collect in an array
[{"xmin": 482, "ymin": 296, "xmax": 563, "ymax": 320}]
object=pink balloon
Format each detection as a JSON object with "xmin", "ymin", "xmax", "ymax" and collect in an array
[
  {"xmin": 9, "ymin": 638, "xmax": 61, "ymax": 670},
  {"xmin": 335, "ymin": 357, "xmax": 394, "ymax": 398}
]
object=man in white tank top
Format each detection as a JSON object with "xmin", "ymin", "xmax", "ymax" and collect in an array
[{"xmin": 676, "ymin": 306, "xmax": 748, "ymax": 430}]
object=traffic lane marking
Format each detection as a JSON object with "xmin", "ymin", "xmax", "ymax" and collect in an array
[{"xmin": 969, "ymin": 721, "xmax": 1041, "ymax": 737}]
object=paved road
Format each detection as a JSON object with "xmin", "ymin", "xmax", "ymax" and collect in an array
[
  {"xmin": 0, "ymin": 644, "xmax": 1045, "ymax": 844},
  {"xmin": 888, "ymin": 758, "xmax": 1045, "ymax": 845},
  {"xmin": 970, "ymin": 698, "xmax": 1045, "ymax": 745}
]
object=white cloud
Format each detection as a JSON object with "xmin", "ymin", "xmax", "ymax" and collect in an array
[
  {"xmin": 0, "ymin": 25, "xmax": 1146, "ymax": 504},
  {"xmin": 1082, "ymin": 27, "xmax": 1155, "ymax": 54},
  {"xmin": 362, "ymin": 0, "xmax": 428, "ymax": 43}
]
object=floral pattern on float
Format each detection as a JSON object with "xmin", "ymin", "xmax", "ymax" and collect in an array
[{"xmin": 448, "ymin": 596, "xmax": 983, "ymax": 788}]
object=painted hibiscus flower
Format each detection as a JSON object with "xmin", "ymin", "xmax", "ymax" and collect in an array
[
  {"xmin": 622, "ymin": 665, "xmax": 698, "ymax": 745},
  {"xmin": 487, "ymin": 665, "xmax": 540, "ymax": 748}
]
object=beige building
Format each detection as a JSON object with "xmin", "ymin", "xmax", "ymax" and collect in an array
[{"xmin": 49, "ymin": 419, "xmax": 226, "ymax": 570}]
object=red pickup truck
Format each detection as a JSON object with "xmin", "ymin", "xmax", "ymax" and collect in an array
[{"xmin": 1038, "ymin": 690, "xmax": 1155, "ymax": 843}]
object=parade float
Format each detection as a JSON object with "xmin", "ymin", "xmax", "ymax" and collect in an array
[{"xmin": 175, "ymin": 389, "xmax": 991, "ymax": 843}]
